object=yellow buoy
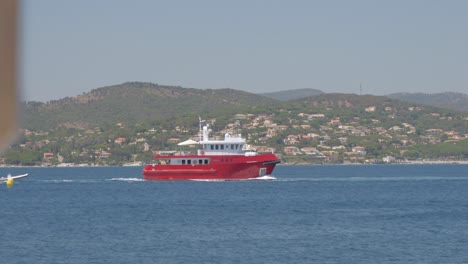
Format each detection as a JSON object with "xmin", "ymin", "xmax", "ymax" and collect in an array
[{"xmin": 6, "ymin": 177, "xmax": 14, "ymax": 188}]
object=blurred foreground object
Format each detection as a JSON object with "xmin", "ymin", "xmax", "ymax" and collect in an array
[{"xmin": 0, "ymin": 0, "xmax": 18, "ymax": 152}]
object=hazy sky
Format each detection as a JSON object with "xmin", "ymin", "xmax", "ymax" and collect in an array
[{"xmin": 21, "ymin": 0, "xmax": 468, "ymax": 102}]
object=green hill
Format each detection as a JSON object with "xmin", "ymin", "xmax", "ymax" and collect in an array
[
  {"xmin": 22, "ymin": 84, "xmax": 466, "ymax": 134},
  {"xmin": 286, "ymin": 93, "xmax": 466, "ymax": 133},
  {"xmin": 387, "ymin": 92, "xmax": 468, "ymax": 113},
  {"xmin": 7, "ymin": 83, "xmax": 467, "ymax": 166},
  {"xmin": 22, "ymin": 82, "xmax": 279, "ymax": 130},
  {"xmin": 291, "ymin": 93, "xmax": 394, "ymax": 108}
]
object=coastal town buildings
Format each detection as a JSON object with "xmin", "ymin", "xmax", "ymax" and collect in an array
[{"xmin": 3, "ymin": 106, "xmax": 467, "ymax": 167}]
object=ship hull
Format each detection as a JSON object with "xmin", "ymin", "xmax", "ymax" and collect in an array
[{"xmin": 143, "ymin": 153, "xmax": 279, "ymax": 180}]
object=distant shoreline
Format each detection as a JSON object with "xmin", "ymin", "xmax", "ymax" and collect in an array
[
  {"xmin": 281, "ymin": 160, "xmax": 468, "ymax": 166},
  {"xmin": 1, "ymin": 160, "xmax": 468, "ymax": 168}
]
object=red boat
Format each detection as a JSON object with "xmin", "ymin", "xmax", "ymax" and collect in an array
[{"xmin": 143, "ymin": 120, "xmax": 280, "ymax": 180}]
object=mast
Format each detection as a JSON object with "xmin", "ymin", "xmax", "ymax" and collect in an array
[{"xmin": 199, "ymin": 116, "xmax": 202, "ymax": 142}]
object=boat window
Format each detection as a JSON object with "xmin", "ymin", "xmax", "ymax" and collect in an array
[
  {"xmin": 182, "ymin": 160, "xmax": 186, "ymax": 165},
  {"xmin": 204, "ymin": 159, "xmax": 209, "ymax": 164},
  {"xmin": 193, "ymin": 160, "xmax": 197, "ymax": 165},
  {"xmin": 187, "ymin": 160, "xmax": 191, "ymax": 165},
  {"xmin": 210, "ymin": 145, "xmax": 214, "ymax": 150},
  {"xmin": 235, "ymin": 144, "xmax": 239, "ymax": 149},
  {"xmin": 231, "ymin": 144, "xmax": 234, "ymax": 150},
  {"xmin": 199, "ymin": 159, "xmax": 203, "ymax": 164},
  {"xmin": 220, "ymin": 145, "xmax": 224, "ymax": 150},
  {"xmin": 215, "ymin": 145, "xmax": 219, "ymax": 150}
]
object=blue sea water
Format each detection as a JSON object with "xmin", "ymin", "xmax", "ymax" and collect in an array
[{"xmin": 1, "ymin": 164, "xmax": 468, "ymax": 264}]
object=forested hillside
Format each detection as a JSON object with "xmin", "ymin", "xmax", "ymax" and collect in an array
[
  {"xmin": 23, "ymin": 82, "xmax": 278, "ymax": 130},
  {"xmin": 387, "ymin": 92, "xmax": 468, "ymax": 113},
  {"xmin": 3, "ymin": 82, "xmax": 466, "ymax": 166}
]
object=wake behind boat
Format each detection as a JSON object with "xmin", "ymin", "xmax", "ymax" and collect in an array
[{"xmin": 142, "ymin": 119, "xmax": 280, "ymax": 180}]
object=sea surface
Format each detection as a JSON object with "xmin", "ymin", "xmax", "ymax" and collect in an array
[{"xmin": 1, "ymin": 164, "xmax": 468, "ymax": 264}]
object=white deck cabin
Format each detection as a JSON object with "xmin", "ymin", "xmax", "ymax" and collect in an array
[{"xmin": 196, "ymin": 124, "xmax": 256, "ymax": 156}]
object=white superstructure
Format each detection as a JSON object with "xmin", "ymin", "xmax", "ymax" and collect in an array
[{"xmin": 197, "ymin": 124, "xmax": 254, "ymax": 156}]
